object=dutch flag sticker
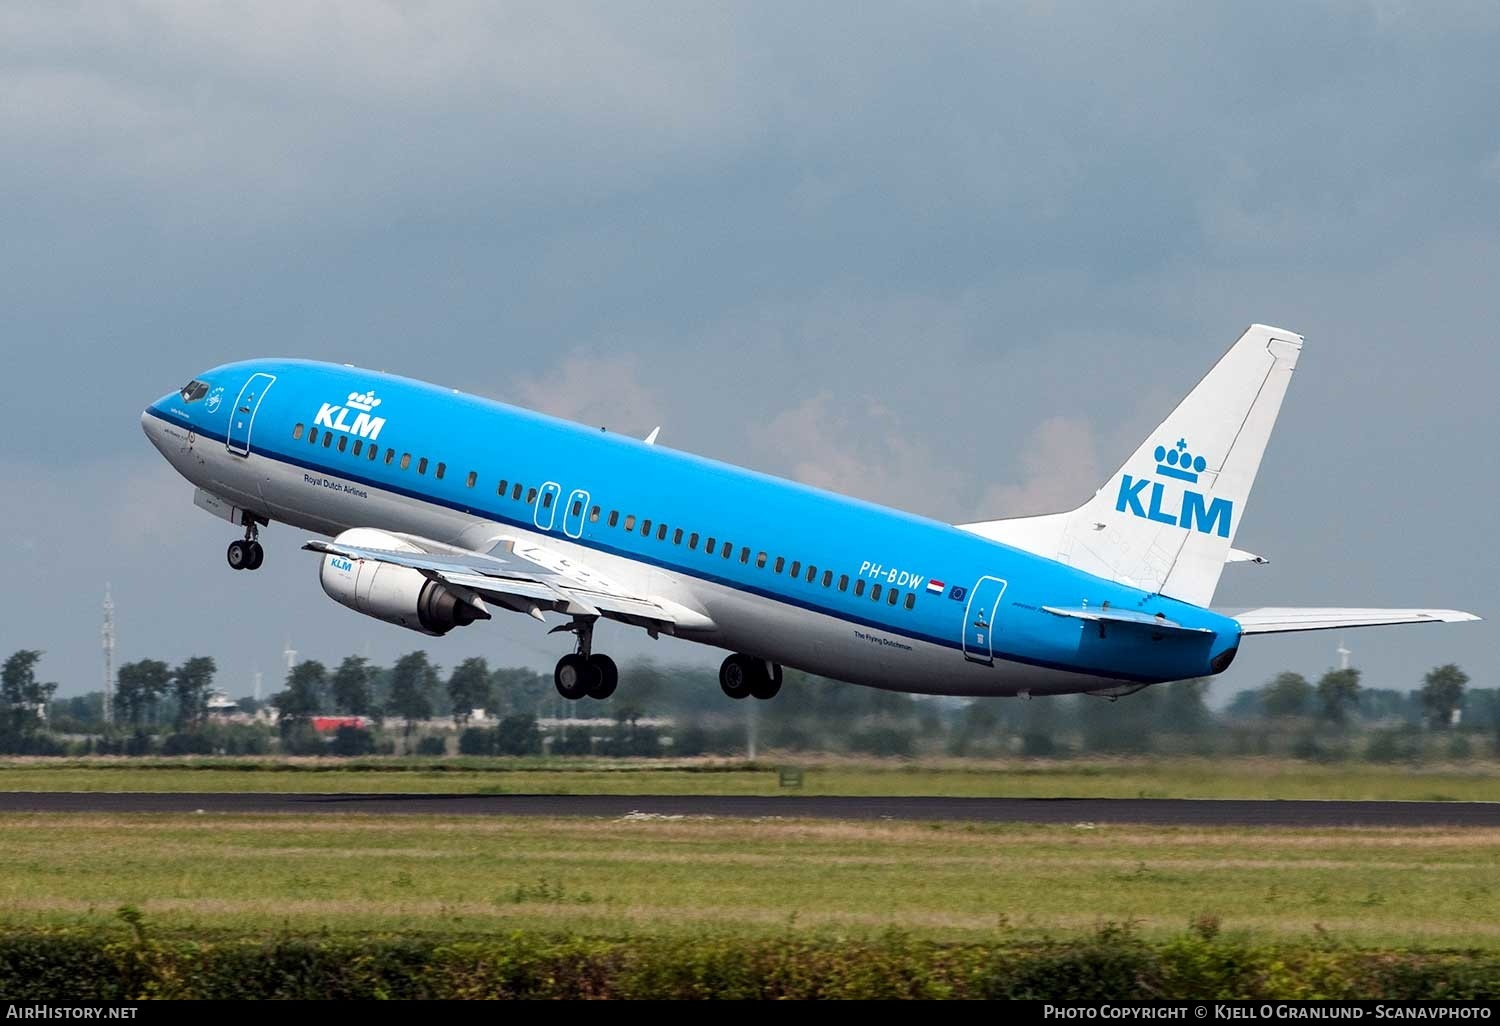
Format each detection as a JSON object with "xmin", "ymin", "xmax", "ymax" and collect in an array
[{"xmin": 926, "ymin": 579, "xmax": 945, "ymax": 594}]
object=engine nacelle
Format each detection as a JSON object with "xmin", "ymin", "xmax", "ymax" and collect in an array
[{"xmin": 318, "ymin": 528, "xmax": 491, "ymax": 636}]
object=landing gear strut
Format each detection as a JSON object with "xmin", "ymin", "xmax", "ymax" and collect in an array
[
  {"xmin": 551, "ymin": 617, "xmax": 618, "ymax": 700},
  {"xmin": 720, "ymin": 654, "xmax": 782, "ymax": 700},
  {"xmin": 226, "ymin": 515, "xmax": 264, "ymax": 571}
]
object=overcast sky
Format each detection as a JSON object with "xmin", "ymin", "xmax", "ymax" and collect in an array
[{"xmin": 2, "ymin": 2, "xmax": 1494, "ymax": 704}]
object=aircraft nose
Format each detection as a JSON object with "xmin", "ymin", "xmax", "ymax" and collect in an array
[{"xmin": 141, "ymin": 394, "xmax": 173, "ymax": 451}]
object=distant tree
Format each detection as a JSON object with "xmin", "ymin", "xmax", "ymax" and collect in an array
[
  {"xmin": 1224, "ymin": 689, "xmax": 1262, "ymax": 720},
  {"xmin": 388, "ymin": 652, "xmax": 438, "ymax": 742},
  {"xmin": 170, "ymin": 656, "xmax": 217, "ymax": 730},
  {"xmin": 1421, "ymin": 664, "xmax": 1469, "ymax": 730},
  {"xmin": 1, "ymin": 651, "xmax": 57, "ymax": 736},
  {"xmin": 273, "ymin": 661, "xmax": 327, "ymax": 736},
  {"xmin": 1157, "ymin": 680, "xmax": 1211, "ymax": 733},
  {"xmin": 115, "ymin": 659, "xmax": 171, "ymax": 726},
  {"xmin": 1316, "ymin": 668, "xmax": 1362, "ymax": 726},
  {"xmin": 447, "ymin": 657, "xmax": 492, "ymax": 726},
  {"xmin": 1261, "ymin": 672, "xmax": 1313, "ymax": 718},
  {"xmin": 329, "ymin": 656, "xmax": 375, "ymax": 718}
]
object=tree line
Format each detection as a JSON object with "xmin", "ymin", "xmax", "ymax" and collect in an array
[{"xmin": 6, "ymin": 646, "xmax": 1492, "ymax": 760}]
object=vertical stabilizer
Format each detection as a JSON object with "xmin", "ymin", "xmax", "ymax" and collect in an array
[{"xmin": 959, "ymin": 324, "xmax": 1303, "ymax": 606}]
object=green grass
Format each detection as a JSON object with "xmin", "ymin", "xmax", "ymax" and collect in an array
[
  {"xmin": 3, "ymin": 755, "xmax": 1500, "ymax": 800},
  {"xmin": 2, "ymin": 811, "xmax": 1499, "ymax": 949}
]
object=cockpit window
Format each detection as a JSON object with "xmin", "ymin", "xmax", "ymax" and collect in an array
[{"xmin": 179, "ymin": 380, "xmax": 210, "ymax": 403}]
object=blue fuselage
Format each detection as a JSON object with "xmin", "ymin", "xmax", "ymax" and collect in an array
[{"xmin": 143, "ymin": 359, "xmax": 1242, "ymax": 697}]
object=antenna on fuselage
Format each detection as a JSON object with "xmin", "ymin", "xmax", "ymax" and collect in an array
[{"xmin": 643, "ymin": 426, "xmax": 661, "ymax": 446}]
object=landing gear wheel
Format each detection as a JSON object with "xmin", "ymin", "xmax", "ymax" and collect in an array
[
  {"xmin": 227, "ymin": 540, "xmax": 250, "ymax": 570},
  {"xmin": 245, "ymin": 541, "xmax": 265, "ymax": 571},
  {"xmin": 555, "ymin": 653, "xmax": 600, "ymax": 700},
  {"xmin": 586, "ymin": 654, "xmax": 618, "ymax": 700},
  {"xmin": 719, "ymin": 654, "xmax": 754, "ymax": 700},
  {"xmin": 749, "ymin": 662, "xmax": 783, "ymax": 701}
]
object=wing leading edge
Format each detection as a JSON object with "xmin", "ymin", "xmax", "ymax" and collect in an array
[{"xmin": 1233, "ymin": 607, "xmax": 1480, "ymax": 635}]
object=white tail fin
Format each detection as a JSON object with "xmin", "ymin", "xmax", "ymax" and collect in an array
[{"xmin": 959, "ymin": 324, "xmax": 1303, "ymax": 606}]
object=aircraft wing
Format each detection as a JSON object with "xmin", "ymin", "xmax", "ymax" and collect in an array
[
  {"xmin": 1232, "ymin": 607, "xmax": 1480, "ymax": 635},
  {"xmin": 303, "ymin": 536, "xmax": 714, "ymax": 634}
]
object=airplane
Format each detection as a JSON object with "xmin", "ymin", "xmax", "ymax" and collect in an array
[{"xmin": 140, "ymin": 325, "xmax": 1478, "ymax": 702}]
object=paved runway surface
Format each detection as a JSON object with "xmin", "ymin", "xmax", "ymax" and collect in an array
[{"xmin": 2, "ymin": 792, "xmax": 1498, "ymax": 826}]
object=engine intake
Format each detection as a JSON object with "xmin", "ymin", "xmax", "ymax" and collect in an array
[{"xmin": 318, "ymin": 529, "xmax": 491, "ymax": 636}]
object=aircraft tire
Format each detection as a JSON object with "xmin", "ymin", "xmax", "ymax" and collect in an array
[
  {"xmin": 245, "ymin": 541, "xmax": 265, "ymax": 571},
  {"xmin": 555, "ymin": 654, "xmax": 597, "ymax": 700},
  {"xmin": 586, "ymin": 655, "xmax": 618, "ymax": 700},
  {"xmin": 227, "ymin": 540, "xmax": 250, "ymax": 571},
  {"xmin": 749, "ymin": 662, "xmax": 781, "ymax": 700},
  {"xmin": 719, "ymin": 654, "xmax": 753, "ymax": 700}
]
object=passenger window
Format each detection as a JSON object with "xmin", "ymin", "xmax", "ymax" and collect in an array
[
  {"xmin": 625, "ymin": 515, "xmax": 636, "ymax": 531},
  {"xmin": 338, "ymin": 435, "xmax": 348, "ymax": 453},
  {"xmin": 756, "ymin": 552, "xmax": 767, "ymax": 569},
  {"xmin": 839, "ymin": 574, "xmax": 849, "ymax": 592},
  {"xmin": 673, "ymin": 528, "xmax": 683, "ymax": 545},
  {"xmin": 512, "ymin": 483, "xmax": 522, "ymax": 500},
  {"xmin": 352, "ymin": 440, "xmax": 363, "ymax": 457},
  {"xmin": 822, "ymin": 570, "xmax": 833, "ymax": 588},
  {"xmin": 806, "ymin": 565, "xmax": 817, "ymax": 583},
  {"xmin": 790, "ymin": 561, "xmax": 801, "ymax": 578},
  {"xmin": 904, "ymin": 593, "xmax": 916, "ymax": 610},
  {"xmin": 468, "ymin": 472, "xmax": 478, "ymax": 489},
  {"xmin": 435, "ymin": 463, "xmax": 446, "ymax": 480},
  {"xmin": 572, "ymin": 499, "xmax": 583, "ymax": 517},
  {"xmin": 497, "ymin": 480, "xmax": 508, "ymax": 496},
  {"xmin": 689, "ymin": 533, "xmax": 699, "ymax": 550},
  {"xmin": 609, "ymin": 511, "xmax": 620, "ymax": 527},
  {"xmin": 888, "ymin": 589, "xmax": 899, "ymax": 606},
  {"xmin": 774, "ymin": 557, "xmax": 785, "ymax": 574},
  {"xmin": 641, "ymin": 519, "xmax": 651, "ymax": 535},
  {"xmin": 400, "ymin": 453, "xmax": 411, "ymax": 469},
  {"xmin": 722, "ymin": 541, "xmax": 732, "ymax": 558},
  {"xmin": 658, "ymin": 523, "xmax": 668, "ymax": 541},
  {"xmin": 367, "ymin": 443, "xmax": 377, "ymax": 461},
  {"xmin": 740, "ymin": 547, "xmax": 750, "ymax": 564},
  {"xmin": 706, "ymin": 537, "xmax": 716, "ymax": 553},
  {"xmin": 323, "ymin": 433, "xmax": 333, "ymax": 448},
  {"xmin": 591, "ymin": 506, "xmax": 601, "ymax": 523},
  {"xmin": 293, "ymin": 424, "xmax": 305, "ymax": 440},
  {"xmin": 855, "ymin": 579, "xmax": 866, "ymax": 597},
  {"xmin": 385, "ymin": 448, "xmax": 395, "ymax": 465},
  {"xmin": 542, "ymin": 491, "xmax": 553, "ymax": 508},
  {"xmin": 417, "ymin": 457, "xmax": 428, "ymax": 475},
  {"xmin": 308, "ymin": 427, "xmax": 318, "ymax": 445},
  {"xmin": 871, "ymin": 584, "xmax": 882, "ymax": 602},
  {"xmin": 527, "ymin": 488, "xmax": 538, "ymax": 504}
]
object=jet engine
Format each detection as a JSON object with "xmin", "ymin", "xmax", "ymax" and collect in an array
[{"xmin": 318, "ymin": 528, "xmax": 490, "ymax": 636}]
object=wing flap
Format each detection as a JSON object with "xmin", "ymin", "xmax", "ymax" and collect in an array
[{"xmin": 1233, "ymin": 607, "xmax": 1480, "ymax": 635}]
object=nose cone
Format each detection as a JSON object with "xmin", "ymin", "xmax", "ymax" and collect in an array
[{"xmin": 141, "ymin": 394, "xmax": 175, "ymax": 455}]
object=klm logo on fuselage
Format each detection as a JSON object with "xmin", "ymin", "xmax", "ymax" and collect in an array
[
  {"xmin": 315, "ymin": 390, "xmax": 386, "ymax": 442},
  {"xmin": 1115, "ymin": 439, "xmax": 1232, "ymax": 538}
]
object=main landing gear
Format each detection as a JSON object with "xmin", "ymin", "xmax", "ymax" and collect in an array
[
  {"xmin": 719, "ymin": 654, "xmax": 782, "ymax": 701},
  {"xmin": 226, "ymin": 515, "xmax": 264, "ymax": 571},
  {"xmin": 552, "ymin": 617, "xmax": 618, "ymax": 701}
]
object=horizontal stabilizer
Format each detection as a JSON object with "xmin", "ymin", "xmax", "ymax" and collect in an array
[
  {"xmin": 1042, "ymin": 605, "xmax": 1214, "ymax": 637},
  {"xmin": 1234, "ymin": 607, "xmax": 1480, "ymax": 635}
]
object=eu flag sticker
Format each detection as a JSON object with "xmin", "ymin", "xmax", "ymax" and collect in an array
[{"xmin": 949, "ymin": 586, "xmax": 966, "ymax": 602}]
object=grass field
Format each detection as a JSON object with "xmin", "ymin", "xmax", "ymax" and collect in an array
[
  {"xmin": 2, "ymin": 811, "xmax": 1498, "ymax": 949},
  {"xmin": 3, "ymin": 755, "xmax": 1500, "ymax": 801}
]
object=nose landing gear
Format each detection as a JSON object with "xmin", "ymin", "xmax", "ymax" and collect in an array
[
  {"xmin": 226, "ymin": 515, "xmax": 265, "ymax": 571},
  {"xmin": 719, "ymin": 654, "xmax": 782, "ymax": 700}
]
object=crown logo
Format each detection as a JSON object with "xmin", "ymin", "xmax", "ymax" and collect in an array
[
  {"xmin": 1154, "ymin": 438, "xmax": 1207, "ymax": 483},
  {"xmin": 346, "ymin": 390, "xmax": 381, "ymax": 412}
]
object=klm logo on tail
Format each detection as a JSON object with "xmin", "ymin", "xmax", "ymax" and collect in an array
[{"xmin": 1115, "ymin": 439, "xmax": 1232, "ymax": 537}]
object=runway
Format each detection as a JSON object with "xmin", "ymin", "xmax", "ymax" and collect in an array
[{"xmin": 2, "ymin": 791, "xmax": 1498, "ymax": 826}]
